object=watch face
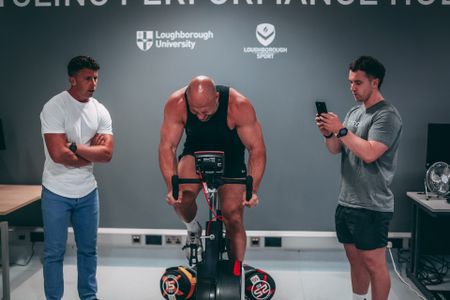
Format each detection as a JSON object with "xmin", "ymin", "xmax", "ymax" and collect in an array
[
  {"xmin": 69, "ymin": 143, "xmax": 77, "ymax": 153},
  {"xmin": 338, "ymin": 128, "xmax": 348, "ymax": 137}
]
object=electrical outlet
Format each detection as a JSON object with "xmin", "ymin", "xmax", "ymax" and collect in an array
[
  {"xmin": 131, "ymin": 235, "xmax": 141, "ymax": 244},
  {"xmin": 250, "ymin": 237, "xmax": 261, "ymax": 247},
  {"xmin": 165, "ymin": 235, "xmax": 182, "ymax": 245}
]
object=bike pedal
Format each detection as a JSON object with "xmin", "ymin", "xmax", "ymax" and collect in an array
[{"xmin": 233, "ymin": 259, "xmax": 242, "ymax": 277}]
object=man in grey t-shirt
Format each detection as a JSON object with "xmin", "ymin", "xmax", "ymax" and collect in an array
[{"xmin": 315, "ymin": 56, "xmax": 402, "ymax": 300}]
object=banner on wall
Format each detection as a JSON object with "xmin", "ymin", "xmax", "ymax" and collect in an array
[
  {"xmin": 135, "ymin": 23, "xmax": 286, "ymax": 59},
  {"xmin": 1, "ymin": 0, "xmax": 450, "ymax": 8}
]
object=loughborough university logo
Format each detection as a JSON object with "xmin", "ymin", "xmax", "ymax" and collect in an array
[
  {"xmin": 136, "ymin": 30, "xmax": 214, "ymax": 51},
  {"xmin": 136, "ymin": 31, "xmax": 153, "ymax": 51},
  {"xmin": 244, "ymin": 23, "xmax": 287, "ymax": 59}
]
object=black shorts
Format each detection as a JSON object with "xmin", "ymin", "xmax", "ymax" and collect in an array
[
  {"xmin": 335, "ymin": 205, "xmax": 393, "ymax": 250},
  {"xmin": 178, "ymin": 152, "xmax": 247, "ymax": 178}
]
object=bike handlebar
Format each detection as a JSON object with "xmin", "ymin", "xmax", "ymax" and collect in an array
[{"xmin": 171, "ymin": 175, "xmax": 253, "ymax": 201}]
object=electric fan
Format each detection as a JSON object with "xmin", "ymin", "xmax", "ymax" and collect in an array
[{"xmin": 424, "ymin": 161, "xmax": 450, "ymax": 200}]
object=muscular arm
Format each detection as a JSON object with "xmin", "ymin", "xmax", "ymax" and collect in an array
[
  {"xmin": 44, "ymin": 134, "xmax": 91, "ymax": 168},
  {"xmin": 339, "ymin": 132, "xmax": 388, "ymax": 164},
  {"xmin": 159, "ymin": 95, "xmax": 185, "ymax": 191},
  {"xmin": 233, "ymin": 94, "xmax": 266, "ymax": 193},
  {"xmin": 75, "ymin": 134, "xmax": 114, "ymax": 163},
  {"xmin": 318, "ymin": 112, "xmax": 388, "ymax": 163}
]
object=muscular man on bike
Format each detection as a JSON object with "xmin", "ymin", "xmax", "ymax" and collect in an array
[{"xmin": 159, "ymin": 75, "xmax": 266, "ymax": 262}]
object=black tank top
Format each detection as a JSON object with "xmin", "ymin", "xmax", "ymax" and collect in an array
[{"xmin": 180, "ymin": 85, "xmax": 246, "ymax": 177}]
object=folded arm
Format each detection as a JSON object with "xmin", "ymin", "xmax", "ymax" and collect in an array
[
  {"xmin": 75, "ymin": 134, "xmax": 114, "ymax": 163},
  {"xmin": 44, "ymin": 134, "xmax": 91, "ymax": 168}
]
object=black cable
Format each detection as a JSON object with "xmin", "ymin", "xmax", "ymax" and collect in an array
[
  {"xmin": 14, "ymin": 242, "xmax": 36, "ymax": 267},
  {"xmin": 0, "ymin": 242, "xmax": 36, "ymax": 267},
  {"xmin": 417, "ymin": 255, "xmax": 450, "ymax": 286}
]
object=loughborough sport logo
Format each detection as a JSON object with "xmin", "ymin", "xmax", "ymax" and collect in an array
[
  {"xmin": 256, "ymin": 23, "xmax": 275, "ymax": 47},
  {"xmin": 243, "ymin": 23, "xmax": 287, "ymax": 59}
]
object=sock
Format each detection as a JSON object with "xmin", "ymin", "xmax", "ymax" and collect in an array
[
  {"xmin": 353, "ymin": 293, "xmax": 368, "ymax": 300},
  {"xmin": 184, "ymin": 218, "xmax": 200, "ymax": 232}
]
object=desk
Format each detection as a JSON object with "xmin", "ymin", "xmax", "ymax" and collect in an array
[
  {"xmin": 0, "ymin": 185, "xmax": 41, "ymax": 300},
  {"xmin": 407, "ymin": 191, "xmax": 450, "ymax": 300}
]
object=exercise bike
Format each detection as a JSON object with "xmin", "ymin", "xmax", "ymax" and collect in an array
[{"xmin": 160, "ymin": 151, "xmax": 275, "ymax": 300}]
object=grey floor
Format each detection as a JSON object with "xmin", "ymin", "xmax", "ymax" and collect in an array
[{"xmin": 5, "ymin": 245, "xmax": 425, "ymax": 300}]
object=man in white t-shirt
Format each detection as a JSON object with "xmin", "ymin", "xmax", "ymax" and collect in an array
[{"xmin": 40, "ymin": 56, "xmax": 114, "ymax": 300}]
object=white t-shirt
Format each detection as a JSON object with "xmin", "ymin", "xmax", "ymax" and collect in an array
[{"xmin": 40, "ymin": 91, "xmax": 113, "ymax": 198}]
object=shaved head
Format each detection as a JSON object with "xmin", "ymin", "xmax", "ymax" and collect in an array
[
  {"xmin": 186, "ymin": 76, "xmax": 217, "ymax": 105},
  {"xmin": 185, "ymin": 76, "xmax": 219, "ymax": 122}
]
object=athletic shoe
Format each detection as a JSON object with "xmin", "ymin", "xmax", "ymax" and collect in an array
[{"xmin": 183, "ymin": 221, "xmax": 203, "ymax": 265}]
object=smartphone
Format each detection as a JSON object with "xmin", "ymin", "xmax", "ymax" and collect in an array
[{"xmin": 315, "ymin": 101, "xmax": 328, "ymax": 116}]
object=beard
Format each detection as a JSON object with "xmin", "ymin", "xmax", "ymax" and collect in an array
[{"xmin": 353, "ymin": 90, "xmax": 371, "ymax": 103}]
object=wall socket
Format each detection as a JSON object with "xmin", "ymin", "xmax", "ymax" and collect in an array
[
  {"xmin": 165, "ymin": 235, "xmax": 182, "ymax": 245},
  {"xmin": 250, "ymin": 237, "xmax": 261, "ymax": 247},
  {"xmin": 131, "ymin": 235, "xmax": 141, "ymax": 244}
]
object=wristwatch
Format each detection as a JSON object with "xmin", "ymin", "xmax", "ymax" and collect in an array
[
  {"xmin": 324, "ymin": 133, "xmax": 334, "ymax": 139},
  {"xmin": 69, "ymin": 142, "xmax": 77, "ymax": 153},
  {"xmin": 336, "ymin": 127, "xmax": 348, "ymax": 138}
]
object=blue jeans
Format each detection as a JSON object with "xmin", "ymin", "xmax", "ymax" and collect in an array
[{"xmin": 42, "ymin": 186, "xmax": 99, "ymax": 300}]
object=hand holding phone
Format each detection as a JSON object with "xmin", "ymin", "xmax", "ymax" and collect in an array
[
  {"xmin": 315, "ymin": 101, "xmax": 328, "ymax": 116},
  {"xmin": 315, "ymin": 101, "xmax": 333, "ymax": 138}
]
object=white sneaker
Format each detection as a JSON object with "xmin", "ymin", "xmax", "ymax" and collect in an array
[{"xmin": 183, "ymin": 221, "xmax": 203, "ymax": 265}]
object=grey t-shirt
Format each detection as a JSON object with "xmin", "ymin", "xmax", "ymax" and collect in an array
[{"xmin": 338, "ymin": 100, "xmax": 402, "ymax": 212}]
